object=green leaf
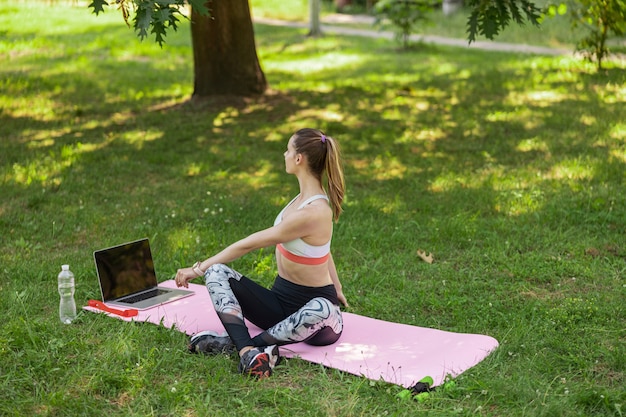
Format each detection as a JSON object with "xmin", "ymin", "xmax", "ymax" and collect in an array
[
  {"xmin": 188, "ymin": 0, "xmax": 209, "ymax": 16},
  {"xmin": 466, "ymin": 11, "xmax": 480, "ymax": 43},
  {"xmin": 134, "ymin": 5, "xmax": 152, "ymax": 40},
  {"xmin": 157, "ymin": 7, "xmax": 170, "ymax": 24},
  {"xmin": 88, "ymin": 0, "xmax": 108, "ymax": 15}
]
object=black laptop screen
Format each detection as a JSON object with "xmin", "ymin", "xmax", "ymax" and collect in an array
[{"xmin": 94, "ymin": 239, "xmax": 158, "ymax": 302}]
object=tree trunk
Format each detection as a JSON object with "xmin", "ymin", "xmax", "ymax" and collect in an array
[
  {"xmin": 309, "ymin": 0, "xmax": 322, "ymax": 37},
  {"xmin": 190, "ymin": 0, "xmax": 267, "ymax": 97}
]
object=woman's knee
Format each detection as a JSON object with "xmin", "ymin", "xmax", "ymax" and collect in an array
[
  {"xmin": 307, "ymin": 297, "xmax": 343, "ymax": 331},
  {"xmin": 307, "ymin": 297, "xmax": 338, "ymax": 315},
  {"xmin": 306, "ymin": 326, "xmax": 342, "ymax": 346},
  {"xmin": 204, "ymin": 263, "xmax": 235, "ymax": 285},
  {"xmin": 303, "ymin": 298, "xmax": 343, "ymax": 346}
]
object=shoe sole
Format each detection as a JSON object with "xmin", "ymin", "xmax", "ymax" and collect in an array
[
  {"xmin": 188, "ymin": 331, "xmax": 235, "ymax": 355},
  {"xmin": 245, "ymin": 353, "xmax": 272, "ymax": 379},
  {"xmin": 241, "ymin": 346, "xmax": 280, "ymax": 379}
]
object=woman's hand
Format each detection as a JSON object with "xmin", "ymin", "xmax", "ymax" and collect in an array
[
  {"xmin": 337, "ymin": 289, "xmax": 349, "ymax": 308},
  {"xmin": 175, "ymin": 267, "xmax": 200, "ymax": 288}
]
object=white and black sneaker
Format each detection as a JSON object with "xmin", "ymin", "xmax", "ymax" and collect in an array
[
  {"xmin": 238, "ymin": 345, "xmax": 280, "ymax": 379},
  {"xmin": 188, "ymin": 330, "xmax": 236, "ymax": 355}
]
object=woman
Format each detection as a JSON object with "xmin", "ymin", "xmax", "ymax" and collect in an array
[{"xmin": 175, "ymin": 128, "xmax": 348, "ymax": 379}]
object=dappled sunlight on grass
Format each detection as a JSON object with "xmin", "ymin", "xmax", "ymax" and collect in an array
[
  {"xmin": 507, "ymin": 89, "xmax": 574, "ymax": 107},
  {"xmin": 547, "ymin": 159, "xmax": 596, "ymax": 180},
  {"xmin": 486, "ymin": 108, "xmax": 543, "ymax": 131},
  {"xmin": 428, "ymin": 172, "xmax": 470, "ymax": 193},
  {"xmin": 609, "ymin": 123, "xmax": 626, "ymax": 140},
  {"xmin": 3, "ymin": 95, "xmax": 59, "ymax": 121},
  {"xmin": 10, "ymin": 141, "xmax": 106, "ymax": 187},
  {"xmin": 22, "ymin": 125, "xmax": 75, "ymax": 148},
  {"xmin": 286, "ymin": 108, "xmax": 346, "ymax": 126},
  {"xmin": 494, "ymin": 188, "xmax": 545, "ymax": 216},
  {"xmin": 516, "ymin": 137, "xmax": 550, "ymax": 154},
  {"xmin": 363, "ymin": 193, "xmax": 407, "ymax": 215},
  {"xmin": 370, "ymin": 154, "xmax": 408, "ymax": 180},
  {"xmin": 265, "ymin": 52, "xmax": 366, "ymax": 75},
  {"xmin": 610, "ymin": 149, "xmax": 626, "ymax": 163},
  {"xmin": 120, "ymin": 129, "xmax": 162, "ymax": 149},
  {"xmin": 597, "ymin": 81, "xmax": 626, "ymax": 103},
  {"xmin": 411, "ymin": 128, "xmax": 447, "ymax": 143},
  {"xmin": 213, "ymin": 107, "xmax": 241, "ymax": 127},
  {"xmin": 236, "ymin": 160, "xmax": 281, "ymax": 190},
  {"xmin": 207, "ymin": 159, "xmax": 281, "ymax": 192}
]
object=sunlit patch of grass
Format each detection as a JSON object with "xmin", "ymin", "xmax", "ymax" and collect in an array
[
  {"xmin": 266, "ymin": 52, "xmax": 367, "ymax": 75},
  {"xmin": 120, "ymin": 129, "xmax": 163, "ymax": 149},
  {"xmin": 609, "ymin": 123, "xmax": 626, "ymax": 141},
  {"xmin": 428, "ymin": 172, "xmax": 467, "ymax": 192},
  {"xmin": 516, "ymin": 137, "xmax": 550, "ymax": 154},
  {"xmin": 506, "ymin": 89, "xmax": 574, "ymax": 107},
  {"xmin": 609, "ymin": 148, "xmax": 626, "ymax": 163},
  {"xmin": 286, "ymin": 108, "xmax": 347, "ymax": 126},
  {"xmin": 231, "ymin": 160, "xmax": 282, "ymax": 191},
  {"xmin": 9, "ymin": 141, "xmax": 98, "ymax": 186},
  {"xmin": 547, "ymin": 158, "xmax": 596, "ymax": 180},
  {"xmin": 250, "ymin": 0, "xmax": 310, "ymax": 21},
  {"xmin": 494, "ymin": 188, "xmax": 546, "ymax": 216},
  {"xmin": 370, "ymin": 154, "xmax": 408, "ymax": 180}
]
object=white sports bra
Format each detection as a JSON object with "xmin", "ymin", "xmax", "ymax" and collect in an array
[{"xmin": 274, "ymin": 194, "xmax": 331, "ymax": 264}]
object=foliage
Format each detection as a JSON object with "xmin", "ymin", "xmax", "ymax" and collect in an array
[
  {"xmin": 88, "ymin": 0, "xmax": 208, "ymax": 45},
  {"xmin": 465, "ymin": 0, "xmax": 542, "ymax": 42},
  {"xmin": 546, "ymin": 0, "xmax": 626, "ymax": 70},
  {"xmin": 374, "ymin": 0, "xmax": 437, "ymax": 48},
  {"xmin": 91, "ymin": 0, "xmax": 545, "ymax": 50}
]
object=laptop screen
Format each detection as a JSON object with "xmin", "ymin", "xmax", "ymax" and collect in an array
[{"xmin": 94, "ymin": 238, "xmax": 158, "ymax": 302}]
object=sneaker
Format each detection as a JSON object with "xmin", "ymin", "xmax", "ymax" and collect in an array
[
  {"xmin": 188, "ymin": 330, "xmax": 236, "ymax": 355},
  {"xmin": 238, "ymin": 345, "xmax": 280, "ymax": 379}
]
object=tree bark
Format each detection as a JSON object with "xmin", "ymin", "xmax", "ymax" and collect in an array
[
  {"xmin": 190, "ymin": 0, "xmax": 267, "ymax": 97},
  {"xmin": 309, "ymin": 0, "xmax": 322, "ymax": 37}
]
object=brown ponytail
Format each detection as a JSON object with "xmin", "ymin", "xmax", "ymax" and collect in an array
[{"xmin": 293, "ymin": 128, "xmax": 345, "ymax": 221}]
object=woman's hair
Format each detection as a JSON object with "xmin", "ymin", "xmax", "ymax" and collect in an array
[{"xmin": 293, "ymin": 128, "xmax": 345, "ymax": 221}]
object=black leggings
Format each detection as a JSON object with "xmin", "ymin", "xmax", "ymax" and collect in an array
[{"xmin": 204, "ymin": 264, "xmax": 343, "ymax": 352}]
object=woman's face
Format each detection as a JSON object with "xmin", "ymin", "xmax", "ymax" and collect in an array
[{"xmin": 284, "ymin": 136, "xmax": 299, "ymax": 173}]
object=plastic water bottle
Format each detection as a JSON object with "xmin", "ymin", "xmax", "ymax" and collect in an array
[{"xmin": 58, "ymin": 264, "xmax": 77, "ymax": 324}]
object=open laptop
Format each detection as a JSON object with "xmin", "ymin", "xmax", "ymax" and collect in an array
[{"xmin": 93, "ymin": 238, "xmax": 193, "ymax": 310}]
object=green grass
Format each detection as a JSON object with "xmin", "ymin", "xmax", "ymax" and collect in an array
[{"xmin": 1, "ymin": 2, "xmax": 626, "ymax": 417}]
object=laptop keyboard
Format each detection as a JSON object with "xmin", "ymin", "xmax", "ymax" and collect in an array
[{"xmin": 122, "ymin": 288, "xmax": 169, "ymax": 304}]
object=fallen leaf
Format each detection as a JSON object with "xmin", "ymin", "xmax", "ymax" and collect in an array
[
  {"xmin": 585, "ymin": 247, "xmax": 601, "ymax": 257},
  {"xmin": 417, "ymin": 249, "xmax": 434, "ymax": 264}
]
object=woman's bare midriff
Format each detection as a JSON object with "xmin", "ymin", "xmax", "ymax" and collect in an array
[{"xmin": 276, "ymin": 250, "xmax": 332, "ymax": 287}]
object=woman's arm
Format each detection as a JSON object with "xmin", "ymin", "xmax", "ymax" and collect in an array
[
  {"xmin": 175, "ymin": 227, "xmax": 282, "ymax": 288},
  {"xmin": 328, "ymin": 253, "xmax": 348, "ymax": 307},
  {"xmin": 175, "ymin": 207, "xmax": 326, "ymax": 288}
]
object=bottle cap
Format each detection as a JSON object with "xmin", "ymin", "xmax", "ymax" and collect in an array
[{"xmin": 62, "ymin": 265, "xmax": 69, "ymax": 270}]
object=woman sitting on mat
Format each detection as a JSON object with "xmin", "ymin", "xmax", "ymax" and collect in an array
[{"xmin": 175, "ymin": 128, "xmax": 348, "ymax": 379}]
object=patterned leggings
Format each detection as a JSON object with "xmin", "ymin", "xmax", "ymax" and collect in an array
[{"xmin": 204, "ymin": 263, "xmax": 343, "ymax": 351}]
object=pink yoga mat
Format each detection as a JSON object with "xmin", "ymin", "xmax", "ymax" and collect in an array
[{"xmin": 84, "ymin": 280, "xmax": 499, "ymax": 388}]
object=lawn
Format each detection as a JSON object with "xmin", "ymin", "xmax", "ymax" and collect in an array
[{"xmin": 1, "ymin": 2, "xmax": 625, "ymax": 417}]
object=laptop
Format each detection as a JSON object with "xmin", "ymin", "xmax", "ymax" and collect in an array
[{"xmin": 93, "ymin": 238, "xmax": 193, "ymax": 310}]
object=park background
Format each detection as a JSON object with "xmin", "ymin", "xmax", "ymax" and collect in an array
[{"xmin": 1, "ymin": 0, "xmax": 625, "ymax": 416}]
